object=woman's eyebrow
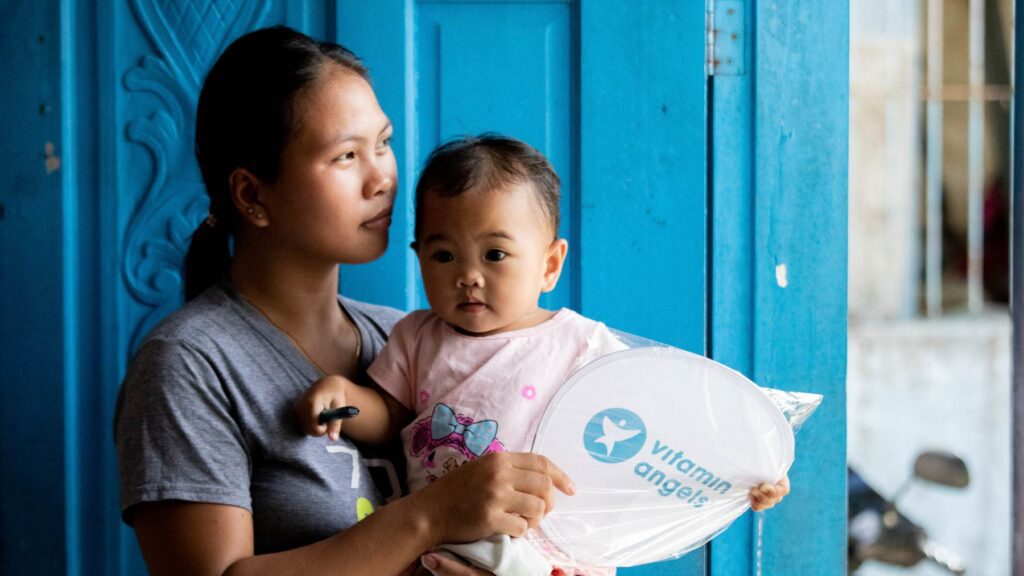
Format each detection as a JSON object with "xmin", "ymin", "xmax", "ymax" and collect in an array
[
  {"xmin": 323, "ymin": 120, "xmax": 393, "ymax": 148},
  {"xmin": 320, "ymin": 133, "xmax": 358, "ymax": 150}
]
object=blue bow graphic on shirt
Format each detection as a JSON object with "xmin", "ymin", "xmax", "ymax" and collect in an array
[{"xmin": 430, "ymin": 403, "xmax": 498, "ymax": 457}]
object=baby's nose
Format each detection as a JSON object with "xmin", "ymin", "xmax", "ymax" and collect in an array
[{"xmin": 456, "ymin": 266, "xmax": 483, "ymax": 287}]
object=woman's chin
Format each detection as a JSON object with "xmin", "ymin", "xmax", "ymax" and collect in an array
[{"xmin": 341, "ymin": 239, "xmax": 390, "ymax": 265}]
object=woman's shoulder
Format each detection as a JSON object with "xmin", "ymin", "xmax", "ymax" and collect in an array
[
  {"xmin": 340, "ymin": 297, "xmax": 406, "ymax": 334},
  {"xmin": 119, "ymin": 287, "xmax": 254, "ymax": 393},
  {"xmin": 339, "ymin": 297, "xmax": 412, "ymax": 364},
  {"xmin": 140, "ymin": 283, "xmax": 243, "ymax": 348}
]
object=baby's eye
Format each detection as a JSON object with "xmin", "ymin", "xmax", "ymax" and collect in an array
[
  {"xmin": 485, "ymin": 249, "xmax": 507, "ymax": 262},
  {"xmin": 431, "ymin": 251, "xmax": 454, "ymax": 263}
]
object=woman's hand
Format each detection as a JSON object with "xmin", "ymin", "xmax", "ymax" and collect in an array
[
  {"xmin": 750, "ymin": 474, "xmax": 790, "ymax": 511},
  {"xmin": 417, "ymin": 553, "xmax": 492, "ymax": 576},
  {"xmin": 412, "ymin": 451, "xmax": 575, "ymax": 548}
]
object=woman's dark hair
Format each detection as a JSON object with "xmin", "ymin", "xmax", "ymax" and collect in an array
[
  {"xmin": 413, "ymin": 134, "xmax": 561, "ymax": 242},
  {"xmin": 184, "ymin": 25, "xmax": 369, "ymax": 300}
]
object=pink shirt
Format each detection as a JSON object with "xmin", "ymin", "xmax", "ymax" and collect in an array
[
  {"xmin": 369, "ymin": 308, "xmax": 626, "ymax": 574},
  {"xmin": 368, "ymin": 308, "xmax": 626, "ymax": 493}
]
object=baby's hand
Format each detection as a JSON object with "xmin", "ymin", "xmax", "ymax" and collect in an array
[
  {"xmin": 295, "ymin": 375, "xmax": 350, "ymax": 440},
  {"xmin": 750, "ymin": 475, "xmax": 790, "ymax": 511}
]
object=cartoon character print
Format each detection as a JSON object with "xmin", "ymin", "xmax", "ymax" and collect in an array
[{"xmin": 409, "ymin": 403, "xmax": 505, "ymax": 484}]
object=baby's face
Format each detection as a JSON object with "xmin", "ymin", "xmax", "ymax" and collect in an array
[{"xmin": 415, "ymin": 184, "xmax": 566, "ymax": 336}]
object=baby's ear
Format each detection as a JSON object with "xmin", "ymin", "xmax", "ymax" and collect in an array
[{"xmin": 542, "ymin": 238, "xmax": 569, "ymax": 293}]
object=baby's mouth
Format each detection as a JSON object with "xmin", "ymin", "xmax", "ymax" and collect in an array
[{"xmin": 457, "ymin": 299, "xmax": 487, "ymax": 312}]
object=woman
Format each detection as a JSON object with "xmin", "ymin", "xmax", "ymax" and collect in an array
[{"xmin": 114, "ymin": 26, "xmax": 571, "ymax": 576}]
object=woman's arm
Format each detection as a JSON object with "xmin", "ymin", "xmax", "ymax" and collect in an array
[
  {"xmin": 131, "ymin": 495, "xmax": 432, "ymax": 576},
  {"xmin": 131, "ymin": 452, "xmax": 573, "ymax": 576}
]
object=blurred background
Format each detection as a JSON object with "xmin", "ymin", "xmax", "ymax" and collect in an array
[{"xmin": 848, "ymin": 0, "xmax": 1012, "ymax": 574}]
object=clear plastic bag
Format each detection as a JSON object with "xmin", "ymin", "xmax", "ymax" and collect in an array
[{"xmin": 528, "ymin": 330, "xmax": 822, "ymax": 569}]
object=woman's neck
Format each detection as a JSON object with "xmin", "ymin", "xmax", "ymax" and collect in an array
[
  {"xmin": 229, "ymin": 244, "xmax": 344, "ymax": 334},
  {"xmin": 232, "ymin": 249, "xmax": 335, "ymax": 305},
  {"xmin": 229, "ymin": 245, "xmax": 364, "ymax": 376}
]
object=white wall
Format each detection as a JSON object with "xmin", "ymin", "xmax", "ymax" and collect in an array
[
  {"xmin": 847, "ymin": 314, "xmax": 1011, "ymax": 575},
  {"xmin": 848, "ymin": 2, "xmax": 1013, "ymax": 574},
  {"xmin": 849, "ymin": 0, "xmax": 922, "ymax": 320},
  {"xmin": 849, "ymin": 0, "xmax": 1013, "ymax": 319}
]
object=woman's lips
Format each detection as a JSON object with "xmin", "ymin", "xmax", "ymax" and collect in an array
[{"xmin": 362, "ymin": 207, "xmax": 393, "ymax": 230}]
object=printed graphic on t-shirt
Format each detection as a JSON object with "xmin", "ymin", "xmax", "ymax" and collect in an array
[
  {"xmin": 356, "ymin": 496, "xmax": 375, "ymax": 521},
  {"xmin": 409, "ymin": 403, "xmax": 505, "ymax": 484}
]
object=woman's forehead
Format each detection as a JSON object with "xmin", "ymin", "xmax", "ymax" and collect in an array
[{"xmin": 291, "ymin": 67, "xmax": 389, "ymax": 146}]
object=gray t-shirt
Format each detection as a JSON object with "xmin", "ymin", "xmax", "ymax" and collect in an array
[{"xmin": 114, "ymin": 281, "xmax": 404, "ymax": 553}]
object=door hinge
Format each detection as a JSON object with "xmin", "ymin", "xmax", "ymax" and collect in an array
[{"xmin": 706, "ymin": 0, "xmax": 746, "ymax": 76}]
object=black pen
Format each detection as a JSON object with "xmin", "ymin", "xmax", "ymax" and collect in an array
[{"xmin": 318, "ymin": 406, "xmax": 360, "ymax": 424}]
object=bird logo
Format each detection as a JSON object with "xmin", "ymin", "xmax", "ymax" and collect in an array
[
  {"xmin": 583, "ymin": 408, "xmax": 647, "ymax": 463},
  {"xmin": 593, "ymin": 417, "xmax": 643, "ymax": 456}
]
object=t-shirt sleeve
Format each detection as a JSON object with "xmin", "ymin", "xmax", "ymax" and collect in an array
[
  {"xmin": 366, "ymin": 316, "xmax": 417, "ymax": 411},
  {"xmin": 114, "ymin": 337, "xmax": 252, "ymax": 522}
]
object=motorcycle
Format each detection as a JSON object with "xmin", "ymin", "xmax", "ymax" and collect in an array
[{"xmin": 847, "ymin": 450, "xmax": 969, "ymax": 574}]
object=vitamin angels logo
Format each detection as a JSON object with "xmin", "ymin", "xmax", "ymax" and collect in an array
[{"xmin": 583, "ymin": 408, "xmax": 647, "ymax": 463}]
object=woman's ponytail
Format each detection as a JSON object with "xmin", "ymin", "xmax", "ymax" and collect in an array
[{"xmin": 183, "ymin": 216, "xmax": 231, "ymax": 301}]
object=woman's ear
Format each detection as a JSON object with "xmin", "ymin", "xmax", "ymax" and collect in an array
[
  {"xmin": 228, "ymin": 167, "xmax": 270, "ymax": 228},
  {"xmin": 541, "ymin": 238, "xmax": 569, "ymax": 293}
]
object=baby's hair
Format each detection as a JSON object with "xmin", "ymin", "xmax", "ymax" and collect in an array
[
  {"xmin": 185, "ymin": 26, "xmax": 369, "ymax": 301},
  {"xmin": 413, "ymin": 134, "xmax": 561, "ymax": 241}
]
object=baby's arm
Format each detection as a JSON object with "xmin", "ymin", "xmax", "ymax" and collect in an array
[
  {"xmin": 750, "ymin": 474, "xmax": 790, "ymax": 511},
  {"xmin": 295, "ymin": 375, "xmax": 411, "ymax": 444}
]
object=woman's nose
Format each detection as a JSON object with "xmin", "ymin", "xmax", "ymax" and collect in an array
[{"xmin": 364, "ymin": 155, "xmax": 395, "ymax": 198}]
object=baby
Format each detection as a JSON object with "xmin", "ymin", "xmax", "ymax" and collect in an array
[{"xmin": 297, "ymin": 134, "xmax": 788, "ymax": 575}]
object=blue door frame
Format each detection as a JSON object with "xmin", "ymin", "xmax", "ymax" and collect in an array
[
  {"xmin": 709, "ymin": 2, "xmax": 848, "ymax": 573},
  {"xmin": 0, "ymin": 1, "xmax": 847, "ymax": 574}
]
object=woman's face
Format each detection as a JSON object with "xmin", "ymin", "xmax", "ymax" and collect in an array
[{"xmin": 262, "ymin": 65, "xmax": 397, "ymax": 265}]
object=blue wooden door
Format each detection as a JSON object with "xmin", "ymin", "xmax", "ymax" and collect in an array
[
  {"xmin": 0, "ymin": 1, "xmax": 847, "ymax": 575},
  {"xmin": 339, "ymin": 2, "xmax": 708, "ymax": 575},
  {"xmin": 0, "ymin": 2, "xmax": 66, "ymax": 575}
]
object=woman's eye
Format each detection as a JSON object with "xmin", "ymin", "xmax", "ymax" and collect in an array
[
  {"xmin": 378, "ymin": 136, "xmax": 393, "ymax": 150},
  {"xmin": 336, "ymin": 151, "xmax": 356, "ymax": 162},
  {"xmin": 485, "ymin": 249, "xmax": 507, "ymax": 262},
  {"xmin": 431, "ymin": 251, "xmax": 454, "ymax": 263}
]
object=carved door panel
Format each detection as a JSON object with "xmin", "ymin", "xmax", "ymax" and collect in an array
[{"xmin": 117, "ymin": 1, "xmax": 279, "ymax": 353}]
